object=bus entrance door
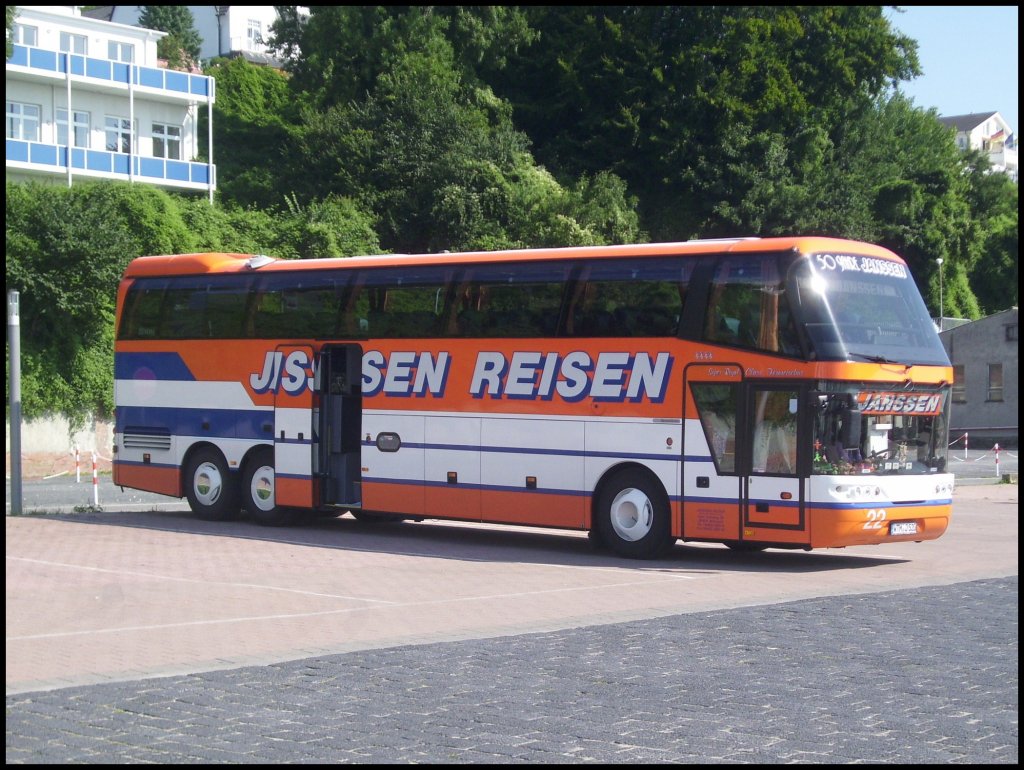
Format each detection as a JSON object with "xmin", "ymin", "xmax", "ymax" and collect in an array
[
  {"xmin": 682, "ymin": 364, "xmax": 743, "ymax": 543},
  {"xmin": 741, "ymin": 384, "xmax": 807, "ymax": 546},
  {"xmin": 317, "ymin": 344, "xmax": 363, "ymax": 507}
]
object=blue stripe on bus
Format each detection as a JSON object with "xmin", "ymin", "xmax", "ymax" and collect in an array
[
  {"xmin": 116, "ymin": 405, "xmax": 272, "ymax": 440},
  {"xmin": 115, "ymin": 352, "xmax": 197, "ymax": 381},
  {"xmin": 679, "ymin": 495, "xmax": 952, "ymax": 509},
  {"xmin": 362, "ymin": 439, "xmax": 680, "ymax": 464}
]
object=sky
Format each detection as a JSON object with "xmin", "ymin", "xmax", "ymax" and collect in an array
[{"xmin": 885, "ymin": 6, "xmax": 1018, "ymax": 133}]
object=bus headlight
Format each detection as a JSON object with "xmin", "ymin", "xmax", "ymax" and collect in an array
[{"xmin": 833, "ymin": 484, "xmax": 882, "ymax": 500}]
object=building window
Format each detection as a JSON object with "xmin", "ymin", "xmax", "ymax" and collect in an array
[
  {"xmin": 14, "ymin": 24, "xmax": 38, "ymax": 46},
  {"xmin": 986, "ymin": 363, "xmax": 1003, "ymax": 402},
  {"xmin": 57, "ymin": 108, "xmax": 90, "ymax": 148},
  {"xmin": 152, "ymin": 123, "xmax": 182, "ymax": 160},
  {"xmin": 952, "ymin": 365, "xmax": 966, "ymax": 403},
  {"xmin": 7, "ymin": 101, "xmax": 40, "ymax": 141},
  {"xmin": 105, "ymin": 116, "xmax": 133, "ymax": 154},
  {"xmin": 247, "ymin": 19, "xmax": 263, "ymax": 48},
  {"xmin": 108, "ymin": 41, "xmax": 135, "ymax": 63},
  {"xmin": 1007, "ymin": 324, "xmax": 1018, "ymax": 342},
  {"xmin": 60, "ymin": 32, "xmax": 88, "ymax": 55}
]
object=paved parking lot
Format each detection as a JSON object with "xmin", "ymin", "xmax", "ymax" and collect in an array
[{"xmin": 5, "ymin": 477, "xmax": 1018, "ymax": 763}]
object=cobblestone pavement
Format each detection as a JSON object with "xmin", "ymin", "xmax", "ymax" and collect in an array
[{"xmin": 6, "ymin": 576, "xmax": 1017, "ymax": 764}]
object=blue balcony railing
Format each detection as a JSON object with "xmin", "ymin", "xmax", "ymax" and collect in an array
[
  {"xmin": 8, "ymin": 44, "xmax": 213, "ymax": 100},
  {"xmin": 6, "ymin": 139, "xmax": 214, "ymax": 188}
]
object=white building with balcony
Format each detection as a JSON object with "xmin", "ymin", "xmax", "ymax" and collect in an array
[
  {"xmin": 6, "ymin": 6, "xmax": 216, "ymax": 199},
  {"xmin": 86, "ymin": 6, "xmax": 301, "ymax": 67},
  {"xmin": 939, "ymin": 111, "xmax": 1018, "ymax": 183}
]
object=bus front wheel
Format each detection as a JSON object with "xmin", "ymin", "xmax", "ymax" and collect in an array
[
  {"xmin": 184, "ymin": 448, "xmax": 239, "ymax": 521},
  {"xmin": 242, "ymin": 448, "xmax": 295, "ymax": 526},
  {"xmin": 595, "ymin": 469, "xmax": 674, "ymax": 559}
]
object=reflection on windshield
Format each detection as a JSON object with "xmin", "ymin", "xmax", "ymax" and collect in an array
[
  {"xmin": 789, "ymin": 254, "xmax": 950, "ymax": 366},
  {"xmin": 811, "ymin": 386, "xmax": 949, "ymax": 476}
]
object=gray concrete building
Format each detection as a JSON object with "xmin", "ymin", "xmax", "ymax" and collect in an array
[{"xmin": 940, "ymin": 307, "xmax": 1018, "ymax": 448}]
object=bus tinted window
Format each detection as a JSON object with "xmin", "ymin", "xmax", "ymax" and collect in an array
[
  {"xmin": 703, "ymin": 254, "xmax": 800, "ymax": 355},
  {"xmin": 121, "ymin": 276, "xmax": 254, "ymax": 340},
  {"xmin": 348, "ymin": 266, "xmax": 455, "ymax": 338},
  {"xmin": 251, "ymin": 272, "xmax": 348, "ymax": 339},
  {"xmin": 119, "ymin": 279, "xmax": 168, "ymax": 340},
  {"xmin": 568, "ymin": 257, "xmax": 692, "ymax": 337},
  {"xmin": 453, "ymin": 262, "xmax": 572, "ymax": 338}
]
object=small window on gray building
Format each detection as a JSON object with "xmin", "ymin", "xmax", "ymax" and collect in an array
[
  {"xmin": 952, "ymin": 365, "xmax": 966, "ymax": 403},
  {"xmin": 987, "ymin": 363, "xmax": 1003, "ymax": 402},
  {"xmin": 1007, "ymin": 324, "xmax": 1018, "ymax": 342}
]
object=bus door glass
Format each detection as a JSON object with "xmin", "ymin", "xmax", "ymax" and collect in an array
[
  {"xmin": 684, "ymin": 363, "xmax": 743, "ymax": 542},
  {"xmin": 743, "ymin": 384, "xmax": 806, "ymax": 540},
  {"xmin": 272, "ymin": 344, "xmax": 316, "ymax": 508},
  {"xmin": 317, "ymin": 344, "xmax": 363, "ymax": 506}
]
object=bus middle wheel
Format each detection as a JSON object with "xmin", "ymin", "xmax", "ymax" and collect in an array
[{"xmin": 243, "ymin": 448, "xmax": 294, "ymax": 526}]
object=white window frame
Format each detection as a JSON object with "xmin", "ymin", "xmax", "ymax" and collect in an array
[
  {"xmin": 105, "ymin": 115, "xmax": 134, "ymax": 154},
  {"xmin": 108, "ymin": 40, "xmax": 135, "ymax": 63},
  {"xmin": 247, "ymin": 19, "xmax": 263, "ymax": 48},
  {"xmin": 60, "ymin": 32, "xmax": 88, "ymax": 55},
  {"xmin": 7, "ymin": 101, "xmax": 41, "ymax": 141},
  {"xmin": 152, "ymin": 122, "xmax": 182, "ymax": 160},
  {"xmin": 57, "ymin": 108, "xmax": 90, "ymax": 148},
  {"xmin": 951, "ymin": 365, "xmax": 966, "ymax": 404},
  {"xmin": 986, "ymin": 363, "xmax": 1003, "ymax": 402},
  {"xmin": 14, "ymin": 23, "xmax": 39, "ymax": 47}
]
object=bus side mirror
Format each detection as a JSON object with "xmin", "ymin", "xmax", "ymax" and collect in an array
[{"xmin": 809, "ymin": 392, "xmax": 828, "ymax": 412}]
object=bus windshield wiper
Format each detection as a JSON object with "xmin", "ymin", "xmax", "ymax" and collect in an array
[{"xmin": 848, "ymin": 351, "xmax": 910, "ymax": 367}]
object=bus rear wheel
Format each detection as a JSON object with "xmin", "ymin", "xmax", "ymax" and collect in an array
[
  {"xmin": 242, "ymin": 448, "xmax": 294, "ymax": 527},
  {"xmin": 184, "ymin": 448, "xmax": 239, "ymax": 521},
  {"xmin": 595, "ymin": 468, "xmax": 674, "ymax": 559}
]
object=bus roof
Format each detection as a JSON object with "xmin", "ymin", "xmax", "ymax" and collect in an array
[{"xmin": 122, "ymin": 236, "xmax": 905, "ymax": 278}]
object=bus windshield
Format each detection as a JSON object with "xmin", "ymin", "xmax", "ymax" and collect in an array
[
  {"xmin": 810, "ymin": 386, "xmax": 950, "ymax": 476},
  {"xmin": 788, "ymin": 253, "xmax": 950, "ymax": 366}
]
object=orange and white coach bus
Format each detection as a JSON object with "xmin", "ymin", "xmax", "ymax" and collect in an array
[{"xmin": 113, "ymin": 236, "xmax": 954, "ymax": 558}]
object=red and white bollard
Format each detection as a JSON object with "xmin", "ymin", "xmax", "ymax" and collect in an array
[
  {"xmin": 92, "ymin": 451, "xmax": 99, "ymax": 506},
  {"xmin": 994, "ymin": 443, "xmax": 1000, "ymax": 478}
]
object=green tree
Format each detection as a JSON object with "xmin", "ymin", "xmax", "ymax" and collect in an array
[
  {"xmin": 5, "ymin": 182, "xmax": 197, "ymax": 423},
  {"xmin": 269, "ymin": 6, "xmax": 641, "ymax": 253},
  {"xmin": 963, "ymin": 156, "xmax": 1019, "ymax": 314},
  {"xmin": 6, "ymin": 5, "xmax": 15, "ymax": 59},
  {"xmin": 138, "ymin": 6, "xmax": 202, "ymax": 68},
  {"xmin": 201, "ymin": 57, "xmax": 297, "ymax": 209}
]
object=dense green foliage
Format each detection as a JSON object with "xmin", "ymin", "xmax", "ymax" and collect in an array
[
  {"xmin": 5, "ymin": 182, "xmax": 381, "ymax": 425},
  {"xmin": 5, "ymin": 5, "xmax": 1018, "ymax": 427}
]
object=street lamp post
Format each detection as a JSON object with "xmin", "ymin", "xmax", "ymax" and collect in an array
[
  {"xmin": 936, "ymin": 258, "xmax": 944, "ymax": 331},
  {"xmin": 214, "ymin": 7, "xmax": 229, "ymax": 58}
]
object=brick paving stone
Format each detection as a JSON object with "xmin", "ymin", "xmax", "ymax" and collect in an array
[{"xmin": 5, "ymin": 576, "xmax": 1017, "ymax": 764}]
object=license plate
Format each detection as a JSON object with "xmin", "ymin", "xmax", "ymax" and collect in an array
[{"xmin": 890, "ymin": 521, "xmax": 918, "ymax": 536}]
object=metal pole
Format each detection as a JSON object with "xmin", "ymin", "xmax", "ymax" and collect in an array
[
  {"xmin": 8, "ymin": 291, "xmax": 23, "ymax": 516},
  {"xmin": 66, "ymin": 52, "xmax": 73, "ymax": 188},
  {"xmin": 936, "ymin": 258, "xmax": 944, "ymax": 331}
]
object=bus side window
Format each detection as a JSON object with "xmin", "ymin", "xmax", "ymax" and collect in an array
[{"xmin": 120, "ymin": 280, "xmax": 166, "ymax": 339}]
